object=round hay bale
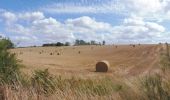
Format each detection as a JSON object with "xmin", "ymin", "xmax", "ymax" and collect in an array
[
  {"xmin": 96, "ymin": 60, "xmax": 110, "ymax": 72},
  {"xmin": 57, "ymin": 53, "xmax": 60, "ymax": 55}
]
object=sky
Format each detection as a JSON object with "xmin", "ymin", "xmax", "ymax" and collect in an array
[{"xmin": 0, "ymin": 0, "xmax": 170, "ymax": 46}]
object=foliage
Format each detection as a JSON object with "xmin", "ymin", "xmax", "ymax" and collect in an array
[
  {"xmin": 0, "ymin": 38, "xmax": 14, "ymax": 49},
  {"xmin": 64, "ymin": 42, "xmax": 70, "ymax": 46},
  {"xmin": 43, "ymin": 42, "xmax": 70, "ymax": 47},
  {"xmin": 102, "ymin": 40, "xmax": 106, "ymax": 45},
  {"xmin": 0, "ymin": 38, "xmax": 22, "ymax": 85},
  {"xmin": 75, "ymin": 39, "xmax": 103, "ymax": 46}
]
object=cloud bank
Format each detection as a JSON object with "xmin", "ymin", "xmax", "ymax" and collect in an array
[
  {"xmin": 0, "ymin": 10, "xmax": 168, "ymax": 46},
  {"xmin": 0, "ymin": 0, "xmax": 170, "ymax": 46}
]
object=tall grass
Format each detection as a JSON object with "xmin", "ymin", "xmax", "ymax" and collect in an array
[{"xmin": 31, "ymin": 69, "xmax": 56, "ymax": 96}]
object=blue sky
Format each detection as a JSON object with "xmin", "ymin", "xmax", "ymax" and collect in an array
[{"xmin": 0, "ymin": 0, "xmax": 170, "ymax": 46}]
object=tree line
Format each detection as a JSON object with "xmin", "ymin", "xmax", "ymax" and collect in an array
[
  {"xmin": 42, "ymin": 42, "xmax": 70, "ymax": 47},
  {"xmin": 42, "ymin": 40, "xmax": 106, "ymax": 47}
]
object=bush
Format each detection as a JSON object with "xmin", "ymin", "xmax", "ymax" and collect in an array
[
  {"xmin": 0, "ymin": 38, "xmax": 22, "ymax": 85},
  {"xmin": 0, "ymin": 38, "xmax": 14, "ymax": 49}
]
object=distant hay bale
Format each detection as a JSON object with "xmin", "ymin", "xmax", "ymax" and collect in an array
[
  {"xmin": 57, "ymin": 53, "xmax": 60, "ymax": 55},
  {"xmin": 50, "ymin": 53, "xmax": 53, "ymax": 55},
  {"xmin": 96, "ymin": 60, "xmax": 110, "ymax": 72},
  {"xmin": 39, "ymin": 52, "xmax": 42, "ymax": 54}
]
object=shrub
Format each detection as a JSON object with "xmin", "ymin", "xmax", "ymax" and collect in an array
[
  {"xmin": 0, "ymin": 39, "xmax": 22, "ymax": 85},
  {"xmin": 0, "ymin": 38, "xmax": 14, "ymax": 49}
]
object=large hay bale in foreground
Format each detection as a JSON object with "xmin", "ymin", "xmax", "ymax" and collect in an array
[{"xmin": 96, "ymin": 60, "xmax": 110, "ymax": 72}]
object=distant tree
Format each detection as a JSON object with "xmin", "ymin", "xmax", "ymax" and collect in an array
[
  {"xmin": 75, "ymin": 39, "xmax": 87, "ymax": 45},
  {"xmin": 43, "ymin": 42, "xmax": 68, "ymax": 47},
  {"xmin": 75, "ymin": 39, "xmax": 80, "ymax": 45},
  {"xmin": 90, "ymin": 40, "xmax": 96, "ymax": 45},
  {"xmin": 87, "ymin": 42, "xmax": 91, "ymax": 45},
  {"xmin": 102, "ymin": 40, "xmax": 106, "ymax": 45},
  {"xmin": 75, "ymin": 39, "xmax": 101, "ymax": 46},
  {"xmin": 65, "ymin": 42, "xmax": 70, "ymax": 46},
  {"xmin": 56, "ymin": 42, "xmax": 64, "ymax": 46},
  {"xmin": 79, "ymin": 40, "xmax": 86, "ymax": 45}
]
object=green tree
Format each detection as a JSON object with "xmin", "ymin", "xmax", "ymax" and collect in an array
[
  {"xmin": 102, "ymin": 40, "xmax": 106, "ymax": 45},
  {"xmin": 65, "ymin": 42, "xmax": 70, "ymax": 46},
  {"xmin": 90, "ymin": 40, "xmax": 96, "ymax": 45}
]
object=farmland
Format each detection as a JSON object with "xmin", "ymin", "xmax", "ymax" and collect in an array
[
  {"xmin": 0, "ymin": 43, "xmax": 168, "ymax": 100},
  {"xmin": 11, "ymin": 44, "xmax": 161, "ymax": 78}
]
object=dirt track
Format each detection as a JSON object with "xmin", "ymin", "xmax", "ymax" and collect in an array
[{"xmin": 10, "ymin": 44, "xmax": 161, "ymax": 78}]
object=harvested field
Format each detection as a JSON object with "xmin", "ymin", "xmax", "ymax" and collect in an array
[{"xmin": 10, "ymin": 44, "xmax": 161, "ymax": 78}]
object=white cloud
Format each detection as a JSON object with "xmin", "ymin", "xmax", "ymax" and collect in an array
[
  {"xmin": 124, "ymin": 15, "xmax": 145, "ymax": 26},
  {"xmin": 1, "ymin": 12, "xmax": 17, "ymax": 24},
  {"xmin": 41, "ymin": 1, "xmax": 124, "ymax": 14},
  {"xmin": 40, "ymin": 0, "xmax": 170, "ymax": 22},
  {"xmin": 33, "ymin": 17, "xmax": 60, "ymax": 26},
  {"xmin": 111, "ymin": 15, "xmax": 166, "ymax": 42},
  {"xmin": 123, "ymin": 15, "xmax": 165, "ymax": 33},
  {"xmin": 66, "ymin": 16, "xmax": 112, "ymax": 32},
  {"xmin": 126, "ymin": 0, "xmax": 163, "ymax": 13},
  {"xmin": 1, "ymin": 11, "xmax": 45, "ymax": 25},
  {"xmin": 146, "ymin": 22, "xmax": 165, "ymax": 32},
  {"xmin": 18, "ymin": 11, "xmax": 45, "ymax": 21},
  {"xmin": 0, "ymin": 10, "xmax": 169, "ymax": 46},
  {"xmin": 123, "ymin": 0, "xmax": 170, "ymax": 21}
]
